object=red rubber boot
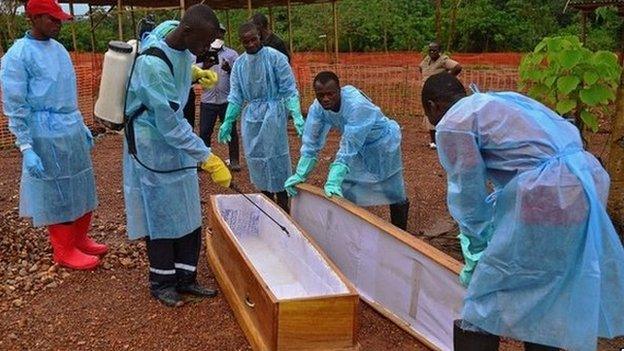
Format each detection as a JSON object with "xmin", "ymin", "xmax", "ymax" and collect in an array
[
  {"xmin": 74, "ymin": 212, "xmax": 108, "ymax": 255},
  {"xmin": 48, "ymin": 223, "xmax": 100, "ymax": 270}
]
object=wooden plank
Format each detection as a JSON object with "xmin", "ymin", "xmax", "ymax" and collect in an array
[
  {"xmin": 208, "ymin": 196, "xmax": 279, "ymax": 350},
  {"xmin": 277, "ymin": 295, "xmax": 359, "ymax": 350},
  {"xmin": 296, "ymin": 183, "xmax": 462, "ymax": 275},
  {"xmin": 206, "ymin": 233, "xmax": 274, "ymax": 351}
]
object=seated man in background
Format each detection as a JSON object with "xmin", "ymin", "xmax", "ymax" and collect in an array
[
  {"xmin": 285, "ymin": 71, "xmax": 410, "ymax": 230},
  {"xmin": 419, "ymin": 42, "xmax": 461, "ymax": 149},
  {"xmin": 422, "ymin": 72, "xmax": 624, "ymax": 351}
]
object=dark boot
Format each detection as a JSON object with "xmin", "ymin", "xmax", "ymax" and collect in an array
[
  {"xmin": 228, "ymin": 120, "xmax": 241, "ymax": 172},
  {"xmin": 174, "ymin": 228, "xmax": 218, "ymax": 298},
  {"xmin": 454, "ymin": 319, "xmax": 500, "ymax": 351},
  {"xmin": 177, "ymin": 281, "xmax": 218, "ymax": 297},
  {"xmin": 145, "ymin": 237, "xmax": 181, "ymax": 307},
  {"xmin": 229, "ymin": 159, "xmax": 241, "ymax": 172},
  {"xmin": 261, "ymin": 191, "xmax": 275, "ymax": 202},
  {"xmin": 276, "ymin": 191, "xmax": 290, "ymax": 213},
  {"xmin": 389, "ymin": 200, "xmax": 410, "ymax": 231},
  {"xmin": 524, "ymin": 342, "xmax": 559, "ymax": 351},
  {"xmin": 429, "ymin": 129, "xmax": 437, "ymax": 149},
  {"xmin": 150, "ymin": 283, "xmax": 184, "ymax": 307}
]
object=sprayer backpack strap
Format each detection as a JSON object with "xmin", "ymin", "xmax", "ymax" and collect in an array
[{"xmin": 125, "ymin": 46, "xmax": 175, "ymax": 155}]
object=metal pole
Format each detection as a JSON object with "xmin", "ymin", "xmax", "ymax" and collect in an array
[
  {"xmin": 69, "ymin": 0, "xmax": 77, "ymax": 52},
  {"xmin": 130, "ymin": 6, "xmax": 137, "ymax": 37},
  {"xmin": 333, "ymin": 0, "xmax": 339, "ymax": 62},
  {"xmin": 226, "ymin": 10, "xmax": 232, "ymax": 45},
  {"xmin": 287, "ymin": 0, "xmax": 293, "ymax": 52},
  {"xmin": 581, "ymin": 10, "xmax": 588, "ymax": 45},
  {"xmin": 247, "ymin": 0, "xmax": 252, "ymax": 17},
  {"xmin": 88, "ymin": 4, "xmax": 96, "ymax": 52},
  {"xmin": 117, "ymin": 0, "xmax": 124, "ymax": 41}
]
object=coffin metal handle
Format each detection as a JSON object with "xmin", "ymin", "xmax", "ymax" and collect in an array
[{"xmin": 244, "ymin": 294, "xmax": 255, "ymax": 308}]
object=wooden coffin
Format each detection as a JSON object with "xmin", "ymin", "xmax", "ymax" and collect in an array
[
  {"xmin": 207, "ymin": 193, "xmax": 360, "ymax": 351},
  {"xmin": 291, "ymin": 184, "xmax": 465, "ymax": 351}
]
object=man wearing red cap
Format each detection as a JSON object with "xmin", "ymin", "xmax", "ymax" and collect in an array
[{"xmin": 0, "ymin": 0, "xmax": 106, "ymax": 270}]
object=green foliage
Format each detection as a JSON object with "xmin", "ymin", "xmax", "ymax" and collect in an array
[
  {"xmin": 519, "ymin": 35, "xmax": 621, "ymax": 132},
  {"xmin": 0, "ymin": 1, "xmax": 621, "ymax": 53}
]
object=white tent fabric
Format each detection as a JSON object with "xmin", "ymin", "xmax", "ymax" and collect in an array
[{"xmin": 291, "ymin": 186, "xmax": 465, "ymax": 350}]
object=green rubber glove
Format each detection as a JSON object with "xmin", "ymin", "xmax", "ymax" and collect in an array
[
  {"xmin": 458, "ymin": 231, "xmax": 489, "ymax": 287},
  {"xmin": 218, "ymin": 103, "xmax": 241, "ymax": 144},
  {"xmin": 284, "ymin": 156, "xmax": 318, "ymax": 197},
  {"xmin": 324, "ymin": 162, "xmax": 349, "ymax": 198},
  {"xmin": 285, "ymin": 96, "xmax": 305, "ymax": 137}
]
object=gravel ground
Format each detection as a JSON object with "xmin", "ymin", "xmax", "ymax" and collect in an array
[{"xmin": 0, "ymin": 117, "xmax": 621, "ymax": 350}]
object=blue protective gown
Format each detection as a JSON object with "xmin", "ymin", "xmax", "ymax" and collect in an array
[
  {"xmin": 228, "ymin": 46, "xmax": 299, "ymax": 192},
  {"xmin": 302, "ymin": 86, "xmax": 406, "ymax": 206},
  {"xmin": 436, "ymin": 92, "xmax": 624, "ymax": 350},
  {"xmin": 0, "ymin": 33, "xmax": 97, "ymax": 227},
  {"xmin": 123, "ymin": 25, "xmax": 210, "ymax": 240}
]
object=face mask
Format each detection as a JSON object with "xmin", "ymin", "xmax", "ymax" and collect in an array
[{"xmin": 211, "ymin": 38, "xmax": 224, "ymax": 50}]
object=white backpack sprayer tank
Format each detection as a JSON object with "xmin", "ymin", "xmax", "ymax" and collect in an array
[{"xmin": 94, "ymin": 40, "xmax": 137, "ymax": 130}]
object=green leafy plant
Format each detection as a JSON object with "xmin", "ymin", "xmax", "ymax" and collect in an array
[{"xmin": 518, "ymin": 35, "xmax": 620, "ymax": 132}]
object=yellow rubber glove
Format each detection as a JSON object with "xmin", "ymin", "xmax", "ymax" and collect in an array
[
  {"xmin": 198, "ymin": 71, "xmax": 218, "ymax": 90},
  {"xmin": 191, "ymin": 65, "xmax": 205, "ymax": 81},
  {"xmin": 201, "ymin": 153, "xmax": 232, "ymax": 188}
]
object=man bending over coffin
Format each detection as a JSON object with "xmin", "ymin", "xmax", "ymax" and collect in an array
[
  {"xmin": 422, "ymin": 72, "xmax": 624, "ymax": 351},
  {"xmin": 285, "ymin": 71, "xmax": 410, "ymax": 230}
]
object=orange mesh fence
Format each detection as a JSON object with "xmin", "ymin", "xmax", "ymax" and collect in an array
[{"xmin": 0, "ymin": 51, "xmax": 521, "ymax": 149}]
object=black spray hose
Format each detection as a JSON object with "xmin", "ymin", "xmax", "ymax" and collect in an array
[{"xmin": 229, "ymin": 183, "xmax": 290, "ymax": 237}]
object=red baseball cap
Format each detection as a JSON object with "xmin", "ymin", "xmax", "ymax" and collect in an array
[{"xmin": 26, "ymin": 0, "xmax": 73, "ymax": 21}]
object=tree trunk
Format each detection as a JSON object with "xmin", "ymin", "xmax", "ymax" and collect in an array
[
  {"xmin": 446, "ymin": 0, "xmax": 459, "ymax": 52},
  {"xmin": 435, "ymin": 0, "xmax": 441, "ymax": 43}
]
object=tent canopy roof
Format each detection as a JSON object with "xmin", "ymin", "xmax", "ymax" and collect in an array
[{"xmin": 59, "ymin": 0, "xmax": 335, "ymax": 10}]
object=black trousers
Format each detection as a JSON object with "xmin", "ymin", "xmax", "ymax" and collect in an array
[
  {"xmin": 200, "ymin": 102, "xmax": 240, "ymax": 162},
  {"xmin": 183, "ymin": 88, "xmax": 196, "ymax": 130},
  {"xmin": 145, "ymin": 227, "xmax": 202, "ymax": 290}
]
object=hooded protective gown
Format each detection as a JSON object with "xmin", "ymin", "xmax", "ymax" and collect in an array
[
  {"xmin": 301, "ymin": 85, "xmax": 406, "ymax": 206},
  {"xmin": 0, "ymin": 33, "xmax": 97, "ymax": 227},
  {"xmin": 123, "ymin": 23, "xmax": 210, "ymax": 240},
  {"xmin": 436, "ymin": 92, "xmax": 624, "ymax": 350},
  {"xmin": 228, "ymin": 46, "xmax": 298, "ymax": 192}
]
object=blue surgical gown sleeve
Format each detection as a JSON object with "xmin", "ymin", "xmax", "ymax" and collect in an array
[
  {"xmin": 274, "ymin": 53, "xmax": 298, "ymax": 99},
  {"xmin": 300, "ymin": 103, "xmax": 331, "ymax": 158},
  {"xmin": 436, "ymin": 129, "xmax": 493, "ymax": 248},
  {"xmin": 227, "ymin": 60, "xmax": 244, "ymax": 108},
  {"xmin": 1, "ymin": 52, "xmax": 33, "ymax": 149},
  {"xmin": 135, "ymin": 56, "xmax": 209, "ymax": 162},
  {"xmin": 334, "ymin": 105, "xmax": 376, "ymax": 167}
]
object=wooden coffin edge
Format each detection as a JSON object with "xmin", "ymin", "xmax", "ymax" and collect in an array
[
  {"xmin": 295, "ymin": 183, "xmax": 462, "ymax": 275},
  {"xmin": 207, "ymin": 194, "xmax": 276, "ymax": 351},
  {"xmin": 207, "ymin": 193, "xmax": 360, "ymax": 351},
  {"xmin": 294, "ymin": 184, "xmax": 464, "ymax": 351}
]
